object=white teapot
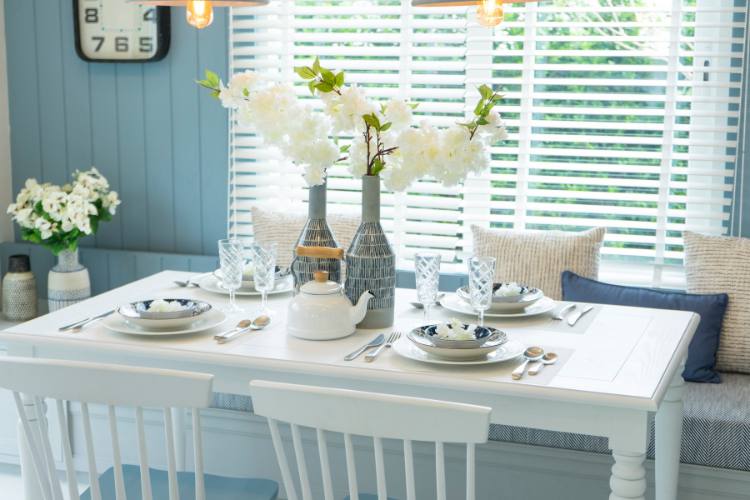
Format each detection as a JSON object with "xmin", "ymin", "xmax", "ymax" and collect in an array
[{"xmin": 287, "ymin": 270, "xmax": 373, "ymax": 340}]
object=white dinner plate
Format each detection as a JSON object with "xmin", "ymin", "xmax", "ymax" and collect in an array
[
  {"xmin": 392, "ymin": 336, "xmax": 525, "ymax": 366},
  {"xmin": 440, "ymin": 294, "xmax": 557, "ymax": 319},
  {"xmin": 196, "ymin": 274, "xmax": 294, "ymax": 296},
  {"xmin": 102, "ymin": 308, "xmax": 227, "ymax": 336}
]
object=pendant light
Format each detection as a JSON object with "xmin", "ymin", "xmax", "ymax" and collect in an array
[
  {"xmin": 412, "ymin": 0, "xmax": 537, "ymax": 28},
  {"xmin": 131, "ymin": 1, "xmax": 268, "ymax": 30}
]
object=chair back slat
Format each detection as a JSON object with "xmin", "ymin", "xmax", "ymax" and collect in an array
[
  {"xmin": 315, "ymin": 429, "xmax": 334, "ymax": 500},
  {"xmin": 0, "ymin": 357, "xmax": 214, "ymax": 500},
  {"xmin": 268, "ymin": 418, "xmax": 299, "ymax": 500},
  {"xmin": 35, "ymin": 397, "xmax": 63, "ymax": 500},
  {"xmin": 81, "ymin": 402, "xmax": 103, "ymax": 500},
  {"xmin": 343, "ymin": 433, "xmax": 359, "ymax": 500},
  {"xmin": 163, "ymin": 408, "xmax": 180, "ymax": 500},
  {"xmin": 55, "ymin": 399, "xmax": 79, "ymax": 500},
  {"xmin": 466, "ymin": 444, "xmax": 476, "ymax": 500},
  {"xmin": 107, "ymin": 406, "xmax": 127, "ymax": 500},
  {"xmin": 290, "ymin": 424, "xmax": 313, "ymax": 500},
  {"xmin": 250, "ymin": 380, "xmax": 491, "ymax": 500},
  {"xmin": 13, "ymin": 392, "xmax": 53, "ymax": 500},
  {"xmin": 435, "ymin": 441, "xmax": 446, "ymax": 500},
  {"xmin": 373, "ymin": 437, "xmax": 387, "ymax": 500},
  {"xmin": 403, "ymin": 440, "xmax": 416, "ymax": 500},
  {"xmin": 135, "ymin": 407, "xmax": 154, "ymax": 500}
]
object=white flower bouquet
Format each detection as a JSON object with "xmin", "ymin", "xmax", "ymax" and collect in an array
[
  {"xmin": 198, "ymin": 57, "xmax": 507, "ymax": 191},
  {"xmin": 6, "ymin": 168, "xmax": 121, "ymax": 255}
]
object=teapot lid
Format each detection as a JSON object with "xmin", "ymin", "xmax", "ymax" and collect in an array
[{"xmin": 300, "ymin": 271, "xmax": 342, "ymax": 295}]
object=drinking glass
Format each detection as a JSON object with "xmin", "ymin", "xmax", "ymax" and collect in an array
[
  {"xmin": 250, "ymin": 242, "xmax": 277, "ymax": 316},
  {"xmin": 468, "ymin": 256, "xmax": 496, "ymax": 327},
  {"xmin": 218, "ymin": 239, "xmax": 245, "ymax": 313},
  {"xmin": 415, "ymin": 252, "xmax": 441, "ymax": 322}
]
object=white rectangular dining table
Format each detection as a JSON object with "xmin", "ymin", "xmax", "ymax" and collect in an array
[{"xmin": 1, "ymin": 270, "xmax": 698, "ymax": 500}]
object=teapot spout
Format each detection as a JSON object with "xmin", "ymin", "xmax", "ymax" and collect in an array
[{"xmin": 351, "ymin": 290, "xmax": 374, "ymax": 325}]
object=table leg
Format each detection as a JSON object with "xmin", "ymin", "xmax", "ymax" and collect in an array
[
  {"xmin": 655, "ymin": 361, "xmax": 686, "ymax": 500},
  {"xmin": 609, "ymin": 450, "xmax": 647, "ymax": 500}
]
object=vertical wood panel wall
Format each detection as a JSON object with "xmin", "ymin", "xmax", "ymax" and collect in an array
[
  {"xmin": 0, "ymin": 0, "xmax": 12, "ymax": 243},
  {"xmin": 3, "ymin": 0, "xmax": 229, "ymax": 256}
]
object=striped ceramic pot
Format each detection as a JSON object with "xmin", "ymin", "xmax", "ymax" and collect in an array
[
  {"xmin": 291, "ymin": 181, "xmax": 342, "ymax": 290},
  {"xmin": 345, "ymin": 175, "xmax": 396, "ymax": 329},
  {"xmin": 48, "ymin": 248, "xmax": 91, "ymax": 312}
]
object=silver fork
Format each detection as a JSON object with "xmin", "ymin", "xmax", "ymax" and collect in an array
[{"xmin": 365, "ymin": 331, "xmax": 401, "ymax": 362}]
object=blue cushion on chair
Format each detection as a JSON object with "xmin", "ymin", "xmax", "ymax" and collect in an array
[
  {"xmin": 561, "ymin": 271, "xmax": 729, "ymax": 383},
  {"xmin": 80, "ymin": 464, "xmax": 278, "ymax": 500}
]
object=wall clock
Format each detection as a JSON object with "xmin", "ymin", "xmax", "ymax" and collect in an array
[{"xmin": 74, "ymin": 0, "xmax": 170, "ymax": 62}]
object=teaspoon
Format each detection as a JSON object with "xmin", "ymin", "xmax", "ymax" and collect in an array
[
  {"xmin": 528, "ymin": 352, "xmax": 559, "ymax": 376},
  {"xmin": 215, "ymin": 315, "xmax": 270, "ymax": 343},
  {"xmin": 511, "ymin": 346, "xmax": 544, "ymax": 380}
]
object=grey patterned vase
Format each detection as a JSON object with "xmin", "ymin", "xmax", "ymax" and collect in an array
[
  {"xmin": 291, "ymin": 181, "xmax": 342, "ymax": 289},
  {"xmin": 47, "ymin": 248, "xmax": 91, "ymax": 312},
  {"xmin": 345, "ymin": 175, "xmax": 396, "ymax": 329}
]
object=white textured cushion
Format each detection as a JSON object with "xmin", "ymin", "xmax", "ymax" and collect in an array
[
  {"xmin": 471, "ymin": 226, "xmax": 606, "ymax": 300},
  {"xmin": 251, "ymin": 207, "xmax": 360, "ymax": 269},
  {"xmin": 684, "ymin": 231, "xmax": 750, "ymax": 374}
]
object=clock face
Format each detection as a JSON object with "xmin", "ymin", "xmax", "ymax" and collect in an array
[{"xmin": 74, "ymin": 0, "xmax": 170, "ymax": 62}]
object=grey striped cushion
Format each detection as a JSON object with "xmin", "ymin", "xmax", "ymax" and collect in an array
[
  {"xmin": 212, "ymin": 373, "xmax": 750, "ymax": 472},
  {"xmin": 471, "ymin": 226, "xmax": 606, "ymax": 300},
  {"xmin": 684, "ymin": 231, "xmax": 750, "ymax": 374}
]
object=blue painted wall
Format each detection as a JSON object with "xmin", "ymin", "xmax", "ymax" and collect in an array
[{"xmin": 4, "ymin": 0, "xmax": 229, "ymax": 257}]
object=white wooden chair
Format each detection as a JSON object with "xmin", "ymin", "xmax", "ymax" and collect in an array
[
  {"xmin": 0, "ymin": 357, "xmax": 279, "ymax": 500},
  {"xmin": 249, "ymin": 380, "xmax": 492, "ymax": 500}
]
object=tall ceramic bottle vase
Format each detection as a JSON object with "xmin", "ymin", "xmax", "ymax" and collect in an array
[
  {"xmin": 48, "ymin": 248, "xmax": 91, "ymax": 312},
  {"xmin": 291, "ymin": 181, "xmax": 342, "ymax": 289},
  {"xmin": 345, "ymin": 175, "xmax": 396, "ymax": 328}
]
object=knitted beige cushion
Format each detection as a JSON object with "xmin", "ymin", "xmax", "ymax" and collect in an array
[
  {"xmin": 251, "ymin": 207, "xmax": 360, "ymax": 270},
  {"xmin": 684, "ymin": 231, "xmax": 750, "ymax": 374},
  {"xmin": 471, "ymin": 226, "xmax": 606, "ymax": 300}
]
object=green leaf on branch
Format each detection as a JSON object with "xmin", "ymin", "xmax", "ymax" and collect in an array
[
  {"xmin": 335, "ymin": 71, "xmax": 345, "ymax": 87},
  {"xmin": 339, "ymin": 144, "xmax": 351, "ymax": 153},
  {"xmin": 474, "ymin": 99, "xmax": 486, "ymax": 116},
  {"xmin": 308, "ymin": 81, "xmax": 317, "ymax": 95},
  {"xmin": 363, "ymin": 113, "xmax": 381, "ymax": 131},
  {"xmin": 313, "ymin": 57, "xmax": 322, "ymax": 74},
  {"xmin": 409, "ymin": 103, "xmax": 419, "ymax": 110},
  {"xmin": 294, "ymin": 66, "xmax": 317, "ymax": 80},
  {"xmin": 380, "ymin": 122, "xmax": 392, "ymax": 132},
  {"xmin": 476, "ymin": 118, "xmax": 489, "ymax": 125},
  {"xmin": 479, "ymin": 84, "xmax": 494, "ymax": 100},
  {"xmin": 315, "ymin": 81, "xmax": 334, "ymax": 93},
  {"xmin": 320, "ymin": 68, "xmax": 336, "ymax": 85},
  {"xmin": 371, "ymin": 158, "xmax": 386, "ymax": 176}
]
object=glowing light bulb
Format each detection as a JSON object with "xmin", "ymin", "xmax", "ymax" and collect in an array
[
  {"xmin": 186, "ymin": 0, "xmax": 214, "ymax": 29},
  {"xmin": 477, "ymin": 0, "xmax": 503, "ymax": 27}
]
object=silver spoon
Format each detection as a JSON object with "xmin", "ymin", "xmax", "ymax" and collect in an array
[
  {"xmin": 528, "ymin": 352, "xmax": 558, "ymax": 376},
  {"xmin": 511, "ymin": 346, "xmax": 544, "ymax": 380},
  {"xmin": 410, "ymin": 293, "xmax": 446, "ymax": 309},
  {"xmin": 215, "ymin": 315, "xmax": 271, "ymax": 343}
]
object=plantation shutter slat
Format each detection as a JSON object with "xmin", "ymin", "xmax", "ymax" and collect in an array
[{"xmin": 229, "ymin": 0, "xmax": 746, "ymax": 288}]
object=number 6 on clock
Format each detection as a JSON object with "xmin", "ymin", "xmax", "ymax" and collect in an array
[{"xmin": 73, "ymin": 0, "xmax": 170, "ymax": 62}]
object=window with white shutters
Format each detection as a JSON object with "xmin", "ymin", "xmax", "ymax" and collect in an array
[{"xmin": 228, "ymin": 0, "xmax": 747, "ymax": 288}]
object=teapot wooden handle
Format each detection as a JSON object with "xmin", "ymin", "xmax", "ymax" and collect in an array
[{"xmin": 295, "ymin": 246, "xmax": 345, "ymax": 260}]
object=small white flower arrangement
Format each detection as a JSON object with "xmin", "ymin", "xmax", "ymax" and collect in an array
[
  {"xmin": 198, "ymin": 57, "xmax": 507, "ymax": 191},
  {"xmin": 6, "ymin": 168, "xmax": 121, "ymax": 255}
]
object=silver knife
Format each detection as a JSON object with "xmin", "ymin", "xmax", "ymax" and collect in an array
[
  {"xmin": 59, "ymin": 309, "xmax": 115, "ymax": 332},
  {"xmin": 567, "ymin": 305, "xmax": 594, "ymax": 326},
  {"xmin": 344, "ymin": 334, "xmax": 385, "ymax": 361}
]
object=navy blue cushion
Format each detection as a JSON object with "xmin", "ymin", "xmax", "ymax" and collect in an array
[
  {"xmin": 561, "ymin": 271, "xmax": 729, "ymax": 383},
  {"xmin": 80, "ymin": 464, "xmax": 278, "ymax": 500}
]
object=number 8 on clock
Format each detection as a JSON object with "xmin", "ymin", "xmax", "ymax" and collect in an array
[{"xmin": 74, "ymin": 0, "xmax": 170, "ymax": 62}]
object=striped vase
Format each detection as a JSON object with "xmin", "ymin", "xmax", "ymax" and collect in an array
[
  {"xmin": 345, "ymin": 175, "xmax": 396, "ymax": 329},
  {"xmin": 291, "ymin": 181, "xmax": 342, "ymax": 290},
  {"xmin": 48, "ymin": 248, "xmax": 91, "ymax": 312}
]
